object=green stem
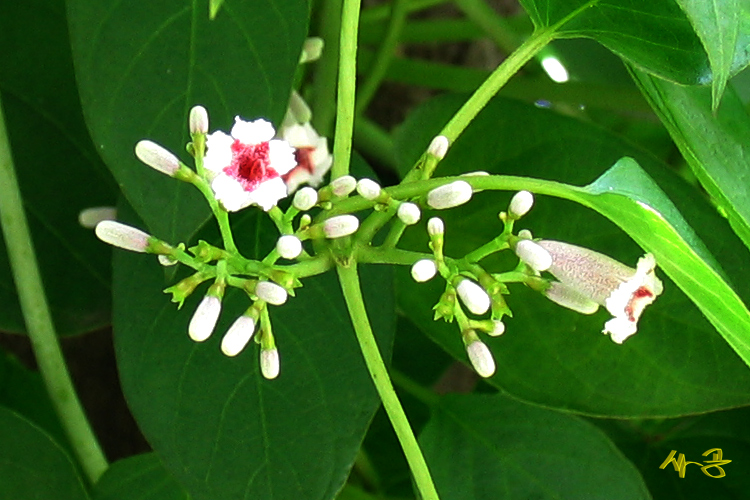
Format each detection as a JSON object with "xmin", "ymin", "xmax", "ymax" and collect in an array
[
  {"xmin": 356, "ymin": 0, "xmax": 409, "ymax": 114},
  {"xmin": 337, "ymin": 263, "xmax": 440, "ymax": 500},
  {"xmin": 331, "ymin": 0, "xmax": 362, "ymax": 179},
  {"xmin": 453, "ymin": 0, "xmax": 520, "ymax": 54},
  {"xmin": 353, "ymin": 117, "xmax": 396, "ymax": 170},
  {"xmin": 311, "ymin": 0, "xmax": 342, "ymax": 136},
  {"xmin": 0, "ymin": 99, "xmax": 108, "ymax": 483},
  {"xmin": 438, "ymin": 28, "xmax": 554, "ymax": 143}
]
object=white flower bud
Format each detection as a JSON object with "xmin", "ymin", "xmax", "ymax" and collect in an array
[
  {"xmin": 300, "ymin": 37, "xmax": 324, "ymax": 64},
  {"xmin": 411, "ymin": 259, "xmax": 437, "ymax": 282},
  {"xmin": 221, "ymin": 315, "xmax": 256, "ymax": 356},
  {"xmin": 293, "ymin": 187, "xmax": 318, "ymax": 211},
  {"xmin": 331, "ymin": 175, "xmax": 357, "ymax": 196},
  {"xmin": 427, "ymin": 181, "xmax": 473, "ymax": 209},
  {"xmin": 188, "ymin": 295, "xmax": 221, "ymax": 342},
  {"xmin": 356, "ymin": 178, "xmax": 381, "ymax": 200},
  {"xmin": 189, "ymin": 105, "xmax": 208, "ymax": 135},
  {"xmin": 158, "ymin": 254, "xmax": 178, "ymax": 266},
  {"xmin": 276, "ymin": 235, "xmax": 302, "ymax": 259},
  {"xmin": 397, "ymin": 202, "xmax": 421, "ymax": 225},
  {"xmin": 428, "ymin": 135, "xmax": 449, "ymax": 160},
  {"xmin": 456, "ymin": 279, "xmax": 491, "ymax": 315},
  {"xmin": 515, "ymin": 239, "xmax": 553, "ymax": 272},
  {"xmin": 517, "ymin": 229, "xmax": 533, "ymax": 240},
  {"xmin": 461, "ymin": 171, "xmax": 489, "ymax": 177},
  {"xmin": 427, "ymin": 217, "xmax": 444, "ymax": 236},
  {"xmin": 261, "ymin": 348, "xmax": 280, "ymax": 379},
  {"xmin": 323, "ymin": 215, "xmax": 359, "ymax": 238},
  {"xmin": 78, "ymin": 206, "xmax": 117, "ymax": 229},
  {"xmin": 488, "ymin": 320, "xmax": 505, "ymax": 337},
  {"xmin": 255, "ymin": 281, "xmax": 288, "ymax": 305},
  {"xmin": 287, "ymin": 90, "xmax": 313, "ymax": 124},
  {"xmin": 95, "ymin": 221, "xmax": 151, "ymax": 253},
  {"xmin": 509, "ymin": 190, "xmax": 534, "ymax": 218},
  {"xmin": 135, "ymin": 140, "xmax": 181, "ymax": 176},
  {"xmin": 545, "ymin": 281, "xmax": 599, "ymax": 315},
  {"xmin": 466, "ymin": 340, "xmax": 495, "ymax": 378}
]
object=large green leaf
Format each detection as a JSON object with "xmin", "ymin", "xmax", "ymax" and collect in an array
[
  {"xmin": 393, "ymin": 94, "xmax": 750, "ymax": 416},
  {"xmin": 93, "ymin": 453, "xmax": 189, "ymax": 500},
  {"xmin": 0, "ymin": 0, "xmax": 114, "ymax": 335},
  {"xmin": 66, "ymin": 0, "xmax": 309, "ymax": 243},
  {"xmin": 113, "ymin": 208, "xmax": 395, "ymax": 500},
  {"xmin": 0, "ymin": 406, "xmax": 89, "ymax": 500},
  {"xmin": 632, "ymin": 68, "xmax": 750, "ymax": 253},
  {"xmin": 673, "ymin": 0, "xmax": 750, "ymax": 108},
  {"xmin": 420, "ymin": 394, "xmax": 651, "ymax": 500},
  {"xmin": 517, "ymin": 0, "xmax": 748, "ymax": 85}
]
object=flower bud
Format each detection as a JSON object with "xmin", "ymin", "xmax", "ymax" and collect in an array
[
  {"xmin": 189, "ymin": 295, "xmax": 221, "ymax": 342},
  {"xmin": 261, "ymin": 348, "xmax": 280, "ymax": 379},
  {"xmin": 411, "ymin": 259, "xmax": 437, "ymax": 282},
  {"xmin": 427, "ymin": 181, "xmax": 473, "ymax": 209},
  {"xmin": 427, "ymin": 217, "xmax": 444, "ymax": 236},
  {"xmin": 397, "ymin": 202, "xmax": 421, "ymax": 225},
  {"xmin": 189, "ymin": 105, "xmax": 209, "ymax": 135},
  {"xmin": 515, "ymin": 239, "xmax": 553, "ymax": 272},
  {"xmin": 509, "ymin": 190, "xmax": 534, "ymax": 218},
  {"xmin": 158, "ymin": 254, "xmax": 178, "ymax": 266},
  {"xmin": 517, "ymin": 229, "xmax": 533, "ymax": 240},
  {"xmin": 456, "ymin": 279, "xmax": 491, "ymax": 315},
  {"xmin": 428, "ymin": 135, "xmax": 449, "ymax": 160},
  {"xmin": 331, "ymin": 175, "xmax": 357, "ymax": 196},
  {"xmin": 276, "ymin": 235, "xmax": 302, "ymax": 260},
  {"xmin": 488, "ymin": 320, "xmax": 505, "ymax": 337},
  {"xmin": 95, "ymin": 221, "xmax": 151, "ymax": 253},
  {"xmin": 255, "ymin": 281, "xmax": 288, "ymax": 305},
  {"xmin": 135, "ymin": 140, "xmax": 181, "ymax": 176},
  {"xmin": 221, "ymin": 315, "xmax": 256, "ymax": 356},
  {"xmin": 79, "ymin": 206, "xmax": 117, "ymax": 229},
  {"xmin": 323, "ymin": 215, "xmax": 359, "ymax": 238},
  {"xmin": 356, "ymin": 178, "xmax": 381, "ymax": 200},
  {"xmin": 466, "ymin": 340, "xmax": 495, "ymax": 378},
  {"xmin": 293, "ymin": 187, "xmax": 318, "ymax": 211},
  {"xmin": 300, "ymin": 37, "xmax": 324, "ymax": 64}
]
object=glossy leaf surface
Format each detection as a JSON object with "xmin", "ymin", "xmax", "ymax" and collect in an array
[{"xmin": 94, "ymin": 453, "xmax": 189, "ymax": 500}]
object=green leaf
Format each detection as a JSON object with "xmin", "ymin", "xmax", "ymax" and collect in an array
[
  {"xmin": 394, "ymin": 94, "xmax": 750, "ymax": 416},
  {"xmin": 517, "ymin": 0, "xmax": 740, "ymax": 85},
  {"xmin": 673, "ymin": 0, "xmax": 750, "ymax": 108},
  {"xmin": 0, "ymin": 0, "xmax": 115, "ymax": 335},
  {"xmin": 112, "ymin": 210, "xmax": 395, "ymax": 500},
  {"xmin": 93, "ymin": 453, "xmax": 189, "ymax": 500},
  {"xmin": 0, "ymin": 406, "xmax": 89, "ymax": 500},
  {"xmin": 632, "ymin": 68, "xmax": 750, "ymax": 253},
  {"xmin": 420, "ymin": 394, "xmax": 651, "ymax": 500},
  {"xmin": 66, "ymin": 0, "xmax": 309, "ymax": 243}
]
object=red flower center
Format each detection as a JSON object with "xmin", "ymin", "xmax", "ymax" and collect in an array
[
  {"xmin": 625, "ymin": 286, "xmax": 654, "ymax": 321},
  {"xmin": 224, "ymin": 140, "xmax": 278, "ymax": 192},
  {"xmin": 294, "ymin": 146, "xmax": 316, "ymax": 174}
]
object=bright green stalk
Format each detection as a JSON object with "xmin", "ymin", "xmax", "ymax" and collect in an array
[
  {"xmin": 337, "ymin": 263, "xmax": 440, "ymax": 500},
  {"xmin": 356, "ymin": 0, "xmax": 409, "ymax": 113},
  {"xmin": 331, "ymin": 0, "xmax": 362, "ymax": 179},
  {"xmin": 0, "ymin": 99, "xmax": 108, "ymax": 483},
  {"xmin": 438, "ymin": 28, "xmax": 554, "ymax": 144}
]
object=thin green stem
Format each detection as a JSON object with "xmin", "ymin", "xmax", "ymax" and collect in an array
[
  {"xmin": 356, "ymin": 0, "xmax": 409, "ymax": 114},
  {"xmin": 331, "ymin": 0, "xmax": 362, "ymax": 179},
  {"xmin": 438, "ymin": 28, "xmax": 554, "ymax": 144},
  {"xmin": 311, "ymin": 0, "xmax": 342, "ymax": 136},
  {"xmin": 0, "ymin": 99, "xmax": 108, "ymax": 483},
  {"xmin": 360, "ymin": 0, "xmax": 449, "ymax": 24},
  {"xmin": 453, "ymin": 0, "xmax": 520, "ymax": 54},
  {"xmin": 389, "ymin": 368, "xmax": 440, "ymax": 406},
  {"xmin": 337, "ymin": 263, "xmax": 440, "ymax": 500}
]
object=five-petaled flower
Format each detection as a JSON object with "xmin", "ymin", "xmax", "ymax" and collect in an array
[{"xmin": 204, "ymin": 117, "xmax": 297, "ymax": 212}]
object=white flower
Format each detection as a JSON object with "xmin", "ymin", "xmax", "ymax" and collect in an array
[
  {"xmin": 221, "ymin": 315, "xmax": 256, "ymax": 356},
  {"xmin": 330, "ymin": 175, "xmax": 357, "ymax": 197},
  {"xmin": 276, "ymin": 235, "xmax": 303, "ymax": 260},
  {"xmin": 255, "ymin": 281, "xmax": 288, "ymax": 306},
  {"xmin": 95, "ymin": 221, "xmax": 151, "ymax": 253},
  {"xmin": 79, "ymin": 206, "xmax": 117, "ymax": 229},
  {"xmin": 323, "ymin": 215, "xmax": 359, "ymax": 238},
  {"xmin": 411, "ymin": 259, "xmax": 437, "ymax": 282},
  {"xmin": 537, "ymin": 240, "xmax": 663, "ymax": 343},
  {"xmin": 261, "ymin": 348, "xmax": 280, "ymax": 379},
  {"xmin": 189, "ymin": 105, "xmax": 208, "ymax": 135},
  {"xmin": 281, "ymin": 122, "xmax": 333, "ymax": 193},
  {"xmin": 466, "ymin": 340, "xmax": 495, "ymax": 378},
  {"xmin": 427, "ymin": 217, "xmax": 444, "ymax": 236},
  {"xmin": 515, "ymin": 239, "xmax": 553, "ymax": 272},
  {"xmin": 508, "ymin": 190, "xmax": 534, "ymax": 218},
  {"xmin": 188, "ymin": 295, "xmax": 222, "ymax": 342},
  {"xmin": 427, "ymin": 181, "xmax": 473, "ymax": 209},
  {"xmin": 456, "ymin": 279, "xmax": 491, "ymax": 315},
  {"xmin": 428, "ymin": 135, "xmax": 449, "ymax": 159},
  {"xmin": 356, "ymin": 178, "xmax": 381, "ymax": 200},
  {"xmin": 135, "ymin": 140, "xmax": 181, "ymax": 177},
  {"xmin": 203, "ymin": 117, "xmax": 296, "ymax": 212},
  {"xmin": 397, "ymin": 202, "xmax": 421, "ymax": 225}
]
